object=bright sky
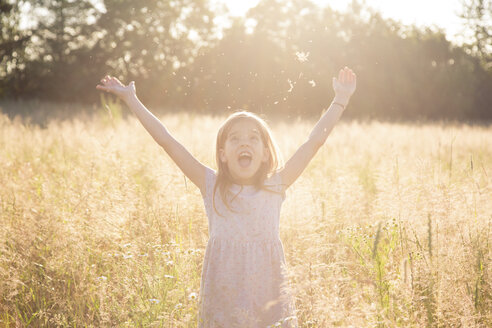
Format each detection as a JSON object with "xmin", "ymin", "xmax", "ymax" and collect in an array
[{"xmin": 217, "ymin": 0, "xmax": 468, "ymax": 44}]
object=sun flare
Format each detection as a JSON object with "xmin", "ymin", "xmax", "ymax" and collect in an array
[{"xmin": 218, "ymin": 0, "xmax": 466, "ymax": 43}]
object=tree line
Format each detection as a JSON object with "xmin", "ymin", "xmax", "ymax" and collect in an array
[{"xmin": 1, "ymin": 0, "xmax": 491, "ymax": 121}]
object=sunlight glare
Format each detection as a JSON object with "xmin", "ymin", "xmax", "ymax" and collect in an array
[{"xmin": 218, "ymin": 0, "xmax": 465, "ymax": 44}]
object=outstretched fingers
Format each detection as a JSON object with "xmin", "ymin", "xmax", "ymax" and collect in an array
[
  {"xmin": 348, "ymin": 68, "xmax": 356, "ymax": 83},
  {"xmin": 338, "ymin": 68, "xmax": 345, "ymax": 84},
  {"xmin": 333, "ymin": 67, "xmax": 357, "ymax": 99},
  {"xmin": 103, "ymin": 75, "xmax": 112, "ymax": 84},
  {"xmin": 349, "ymin": 70, "xmax": 356, "ymax": 84},
  {"xmin": 337, "ymin": 67, "xmax": 347, "ymax": 84},
  {"xmin": 97, "ymin": 76, "xmax": 110, "ymax": 92},
  {"xmin": 96, "ymin": 84, "xmax": 111, "ymax": 92},
  {"xmin": 338, "ymin": 67, "xmax": 356, "ymax": 86},
  {"xmin": 97, "ymin": 75, "xmax": 119, "ymax": 93},
  {"xmin": 98, "ymin": 76, "xmax": 109, "ymax": 87}
]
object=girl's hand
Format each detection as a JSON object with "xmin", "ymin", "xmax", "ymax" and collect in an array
[
  {"xmin": 332, "ymin": 67, "xmax": 356, "ymax": 105},
  {"xmin": 96, "ymin": 76, "xmax": 136, "ymax": 102}
]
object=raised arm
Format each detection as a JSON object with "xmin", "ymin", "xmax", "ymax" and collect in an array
[
  {"xmin": 96, "ymin": 76, "xmax": 208, "ymax": 193},
  {"xmin": 279, "ymin": 67, "xmax": 356, "ymax": 189}
]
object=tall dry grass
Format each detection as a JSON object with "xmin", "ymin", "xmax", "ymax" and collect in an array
[{"xmin": 0, "ymin": 104, "xmax": 491, "ymax": 327}]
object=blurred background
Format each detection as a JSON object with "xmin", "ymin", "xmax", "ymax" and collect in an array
[{"xmin": 0, "ymin": 0, "xmax": 491, "ymax": 121}]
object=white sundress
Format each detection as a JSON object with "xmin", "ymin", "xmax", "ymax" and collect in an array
[{"xmin": 198, "ymin": 168, "xmax": 298, "ymax": 328}]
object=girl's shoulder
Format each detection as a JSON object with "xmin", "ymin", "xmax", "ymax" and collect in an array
[
  {"xmin": 204, "ymin": 167, "xmax": 217, "ymax": 179},
  {"xmin": 263, "ymin": 171, "xmax": 286, "ymax": 200},
  {"xmin": 264, "ymin": 170, "xmax": 285, "ymax": 186},
  {"xmin": 201, "ymin": 167, "xmax": 217, "ymax": 197}
]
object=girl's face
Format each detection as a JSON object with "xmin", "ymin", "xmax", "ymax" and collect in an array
[{"xmin": 219, "ymin": 119, "xmax": 269, "ymax": 185}]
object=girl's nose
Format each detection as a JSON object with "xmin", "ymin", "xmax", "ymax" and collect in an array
[{"xmin": 240, "ymin": 138, "xmax": 251, "ymax": 147}]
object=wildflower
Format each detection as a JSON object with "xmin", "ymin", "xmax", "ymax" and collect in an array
[
  {"xmin": 123, "ymin": 254, "xmax": 133, "ymax": 259},
  {"xmin": 97, "ymin": 276, "xmax": 107, "ymax": 281},
  {"xmin": 188, "ymin": 292, "xmax": 198, "ymax": 301},
  {"xmin": 164, "ymin": 274, "xmax": 175, "ymax": 279},
  {"xmin": 148, "ymin": 298, "xmax": 160, "ymax": 304},
  {"xmin": 174, "ymin": 303, "xmax": 183, "ymax": 310}
]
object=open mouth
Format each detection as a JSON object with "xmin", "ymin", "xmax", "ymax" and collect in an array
[{"xmin": 238, "ymin": 150, "xmax": 253, "ymax": 168}]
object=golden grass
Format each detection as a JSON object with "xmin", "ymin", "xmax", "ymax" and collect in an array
[{"xmin": 0, "ymin": 106, "xmax": 491, "ymax": 327}]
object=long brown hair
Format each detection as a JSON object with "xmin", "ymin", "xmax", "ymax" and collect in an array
[{"xmin": 213, "ymin": 111, "xmax": 283, "ymax": 216}]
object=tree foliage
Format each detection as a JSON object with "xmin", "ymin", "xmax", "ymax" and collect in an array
[
  {"xmin": 0, "ymin": 0, "xmax": 32, "ymax": 96},
  {"xmin": 0, "ymin": 0, "xmax": 491, "ymax": 121},
  {"xmin": 460, "ymin": 0, "xmax": 492, "ymax": 66}
]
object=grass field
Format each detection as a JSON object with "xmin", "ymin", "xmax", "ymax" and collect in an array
[{"xmin": 0, "ymin": 103, "xmax": 491, "ymax": 327}]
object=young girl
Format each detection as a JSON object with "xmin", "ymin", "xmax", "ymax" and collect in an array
[{"xmin": 96, "ymin": 67, "xmax": 356, "ymax": 327}]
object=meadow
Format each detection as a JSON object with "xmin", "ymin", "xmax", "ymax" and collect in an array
[{"xmin": 0, "ymin": 103, "xmax": 491, "ymax": 327}]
